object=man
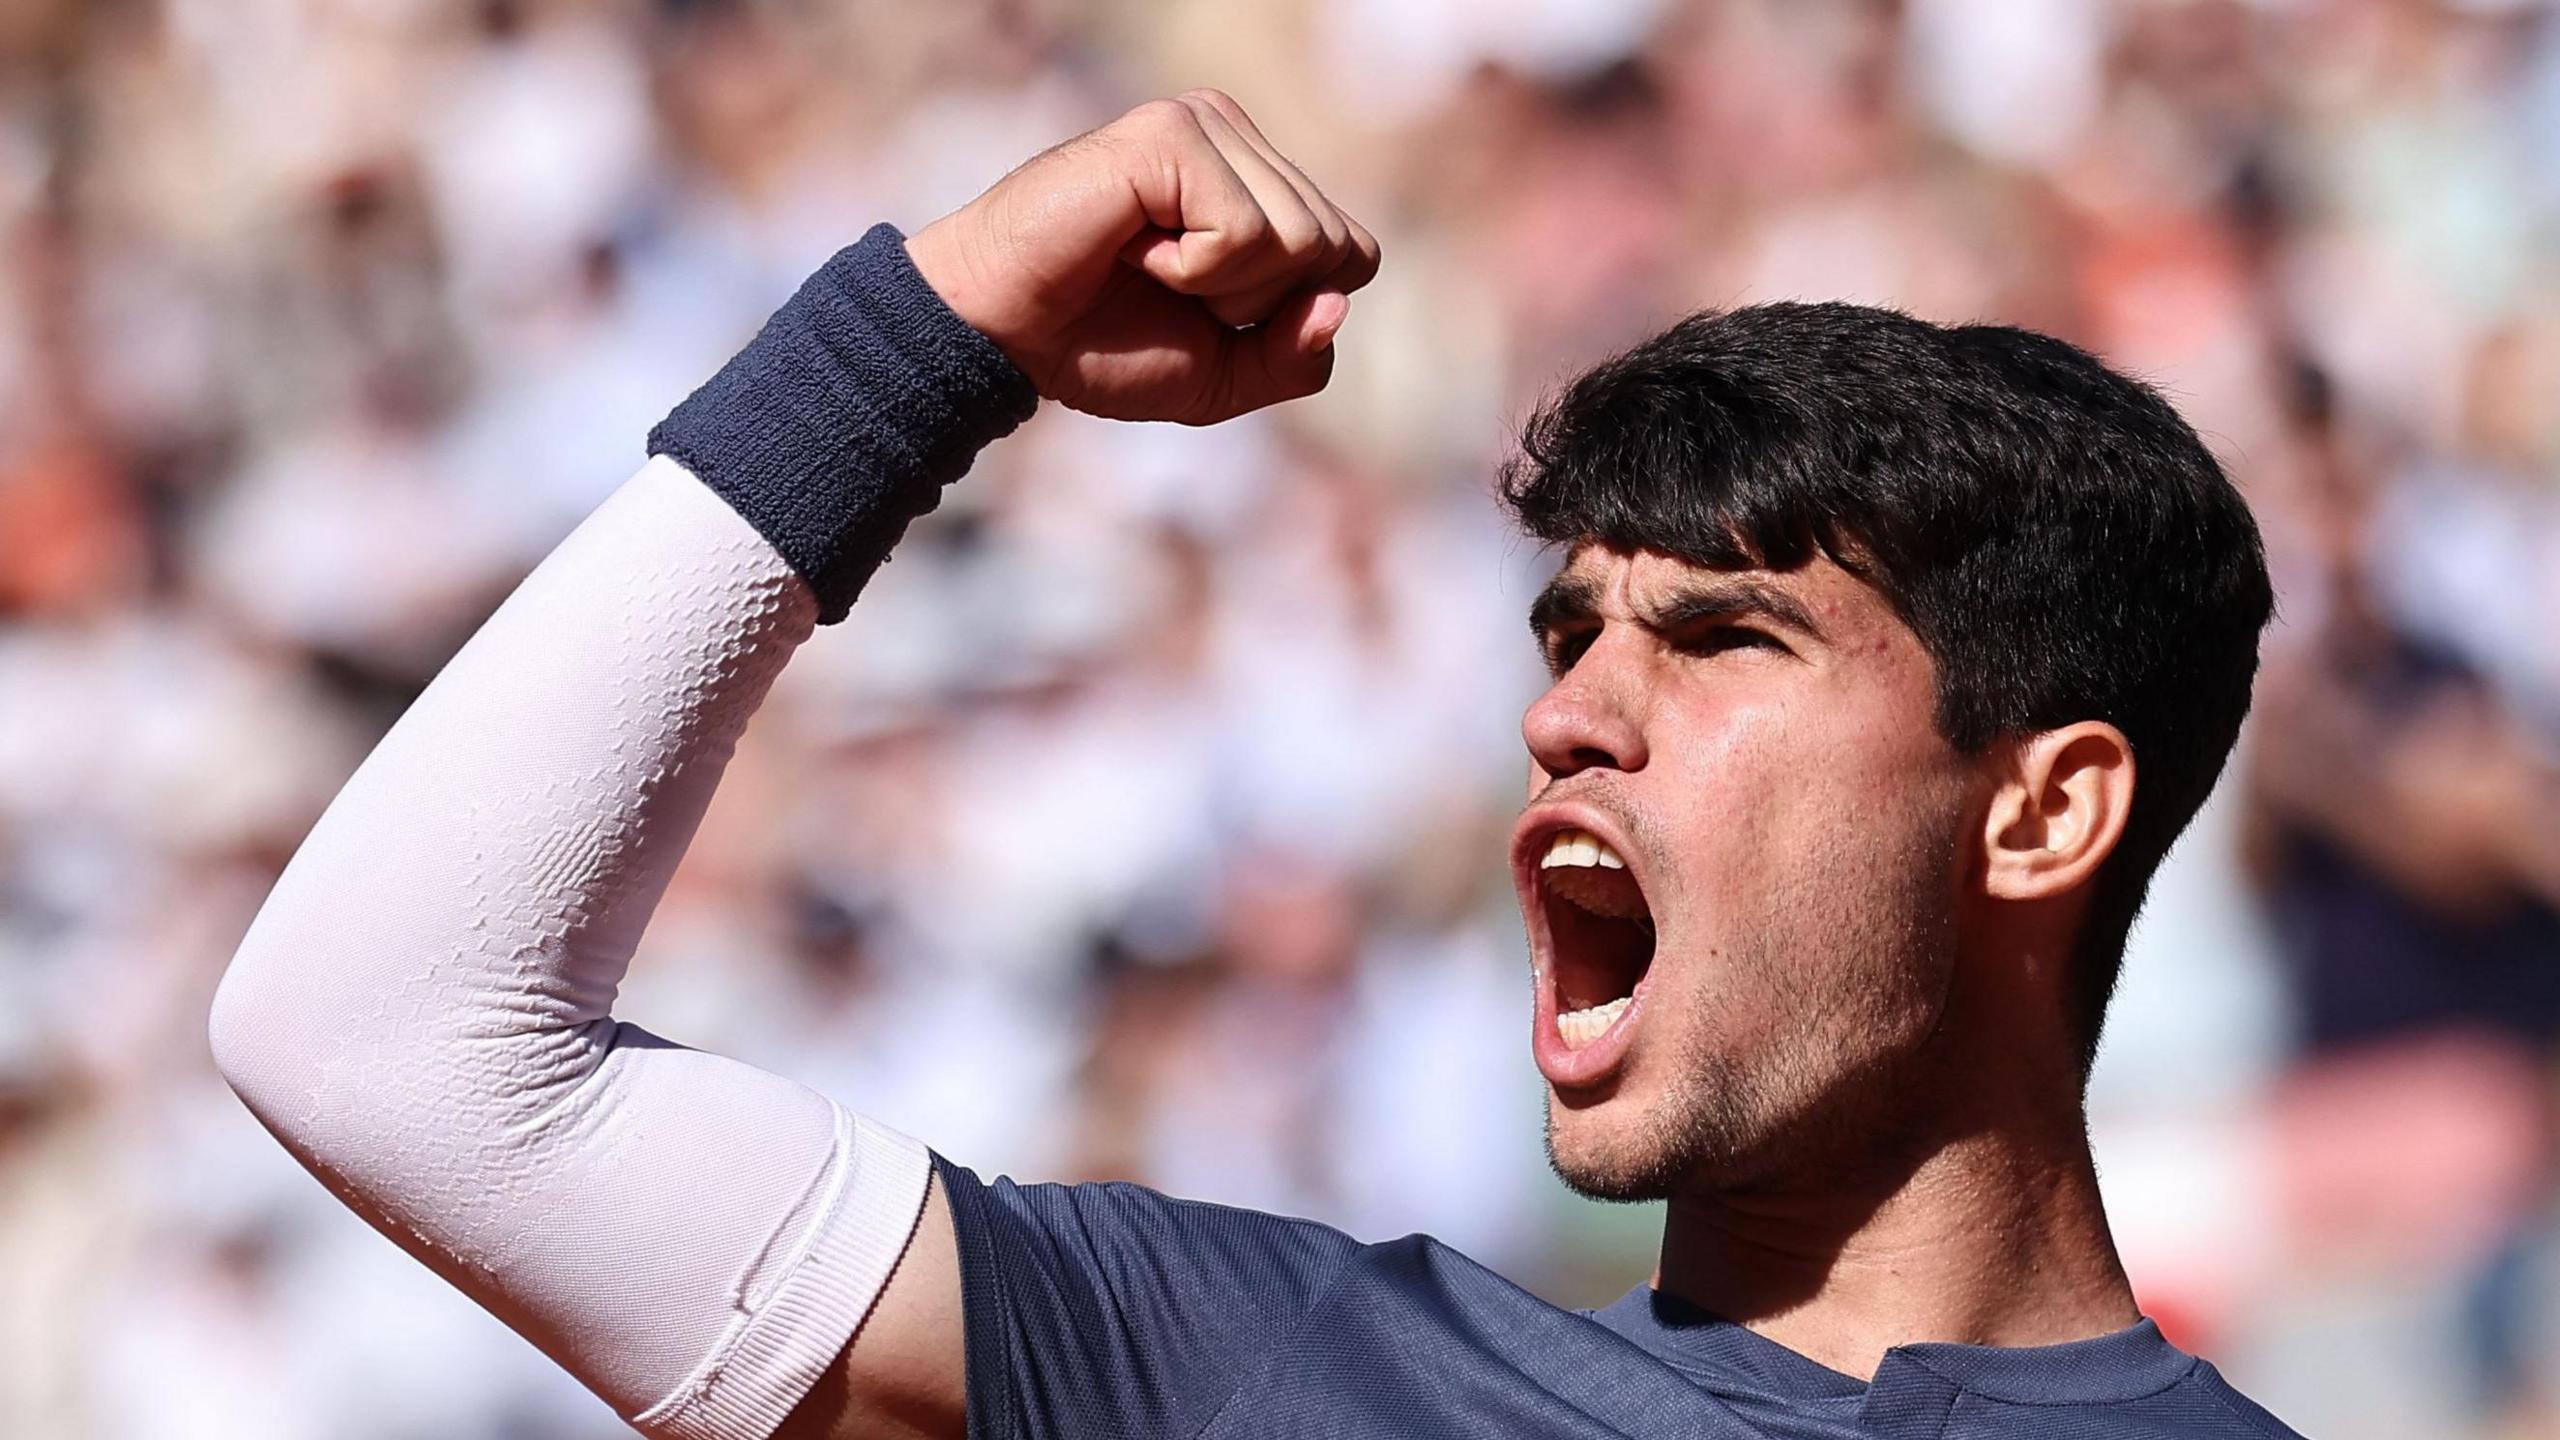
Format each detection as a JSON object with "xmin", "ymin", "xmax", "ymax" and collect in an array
[{"xmin": 210, "ymin": 92, "xmax": 2305, "ymax": 1438}]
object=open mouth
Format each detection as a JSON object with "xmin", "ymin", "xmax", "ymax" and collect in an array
[{"xmin": 1530, "ymin": 824, "xmax": 1656, "ymax": 1069}]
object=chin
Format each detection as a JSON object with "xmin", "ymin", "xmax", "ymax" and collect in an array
[
  {"xmin": 1543, "ymin": 1088, "xmax": 1699, "ymax": 1203},
  {"xmin": 1543, "ymin": 1052, "xmax": 1798, "ymax": 1200}
]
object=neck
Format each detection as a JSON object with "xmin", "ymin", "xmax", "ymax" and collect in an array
[{"xmin": 1653, "ymin": 1101, "xmax": 2136, "ymax": 1379}]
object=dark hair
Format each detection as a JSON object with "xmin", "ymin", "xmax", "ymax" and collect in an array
[{"xmin": 1500, "ymin": 302, "xmax": 2273, "ymax": 1070}]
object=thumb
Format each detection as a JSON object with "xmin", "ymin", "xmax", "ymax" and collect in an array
[{"xmin": 1201, "ymin": 289, "xmax": 1350, "ymax": 423}]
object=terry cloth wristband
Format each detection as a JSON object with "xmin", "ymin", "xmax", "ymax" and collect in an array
[{"xmin": 647, "ymin": 222, "xmax": 1042, "ymax": 622}]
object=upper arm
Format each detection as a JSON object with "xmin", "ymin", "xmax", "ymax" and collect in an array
[{"xmin": 779, "ymin": 1171, "xmax": 966, "ymax": 1440}]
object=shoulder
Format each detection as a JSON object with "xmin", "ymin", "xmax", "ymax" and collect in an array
[
  {"xmin": 2185, "ymin": 1361, "xmax": 2311, "ymax": 1440},
  {"xmin": 1876, "ymin": 1320, "xmax": 2312, "ymax": 1439},
  {"xmin": 932, "ymin": 1156, "xmax": 1473, "ymax": 1440},
  {"xmin": 935, "ymin": 1153, "xmax": 1369, "ymax": 1301},
  {"xmin": 932, "ymin": 1155, "xmax": 1582, "ymax": 1372}
]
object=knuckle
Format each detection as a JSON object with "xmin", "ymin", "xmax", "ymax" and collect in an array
[
  {"xmin": 1275, "ymin": 215, "xmax": 1324, "ymax": 261},
  {"xmin": 1118, "ymin": 97, "xmax": 1195, "ymax": 138},
  {"xmin": 1229, "ymin": 208, "xmax": 1274, "ymax": 251},
  {"xmin": 1179, "ymin": 86, "xmax": 1238, "ymax": 113}
]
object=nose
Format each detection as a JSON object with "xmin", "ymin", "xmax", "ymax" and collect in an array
[{"xmin": 1522, "ymin": 651, "xmax": 1648, "ymax": 781}]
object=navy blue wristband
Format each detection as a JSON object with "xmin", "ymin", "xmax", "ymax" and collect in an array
[{"xmin": 647, "ymin": 223, "xmax": 1041, "ymax": 623}]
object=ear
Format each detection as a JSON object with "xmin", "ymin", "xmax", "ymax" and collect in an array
[{"xmin": 1980, "ymin": 722, "xmax": 2135, "ymax": 902}]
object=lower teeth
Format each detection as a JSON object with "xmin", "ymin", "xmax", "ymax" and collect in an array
[{"xmin": 1557, "ymin": 995, "xmax": 1632, "ymax": 1048}]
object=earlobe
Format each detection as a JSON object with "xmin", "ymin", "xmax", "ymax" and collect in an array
[{"xmin": 1980, "ymin": 723, "xmax": 2134, "ymax": 902}]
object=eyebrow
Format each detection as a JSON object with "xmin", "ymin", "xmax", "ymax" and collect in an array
[
  {"xmin": 1526, "ymin": 572, "xmax": 1604, "ymax": 640},
  {"xmin": 1527, "ymin": 571, "xmax": 1829, "ymax": 646}
]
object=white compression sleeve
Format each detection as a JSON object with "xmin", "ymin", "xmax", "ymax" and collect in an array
[{"xmin": 208, "ymin": 455, "xmax": 928, "ymax": 1440}]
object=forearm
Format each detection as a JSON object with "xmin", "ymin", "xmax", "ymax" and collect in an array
[{"xmin": 209, "ymin": 226, "xmax": 1035, "ymax": 1438}]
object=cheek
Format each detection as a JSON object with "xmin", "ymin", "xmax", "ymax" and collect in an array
[
  {"xmin": 1651, "ymin": 695, "xmax": 1963, "ymax": 1014},
  {"xmin": 1652, "ymin": 695, "xmax": 1856, "ymax": 894}
]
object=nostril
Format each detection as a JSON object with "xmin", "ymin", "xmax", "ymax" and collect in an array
[{"xmin": 1524, "ymin": 732, "xmax": 1635, "ymax": 780}]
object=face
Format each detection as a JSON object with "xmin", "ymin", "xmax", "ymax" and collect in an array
[{"xmin": 1512, "ymin": 543, "xmax": 1980, "ymax": 1200}]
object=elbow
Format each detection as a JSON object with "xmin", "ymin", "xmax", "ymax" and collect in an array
[
  {"xmin": 208, "ymin": 930, "xmax": 407, "ymax": 1172},
  {"xmin": 206, "ymin": 934, "xmax": 302, "ymax": 1126},
  {"xmin": 206, "ymin": 907, "xmax": 368, "ymax": 1147},
  {"xmin": 209, "ymin": 922, "xmax": 606, "ymax": 1157}
]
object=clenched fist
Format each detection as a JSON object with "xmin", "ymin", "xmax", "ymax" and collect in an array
[{"xmin": 903, "ymin": 90, "xmax": 1381, "ymax": 427}]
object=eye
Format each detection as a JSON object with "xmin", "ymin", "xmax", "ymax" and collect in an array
[
  {"xmin": 1677, "ymin": 625, "xmax": 1788, "ymax": 659},
  {"xmin": 1541, "ymin": 627, "xmax": 1597, "ymax": 676}
]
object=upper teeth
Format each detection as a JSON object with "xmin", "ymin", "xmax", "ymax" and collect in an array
[{"xmin": 1540, "ymin": 829, "xmax": 1626, "ymax": 872}]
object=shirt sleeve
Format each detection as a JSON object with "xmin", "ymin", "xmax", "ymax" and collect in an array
[
  {"xmin": 208, "ymin": 222, "xmax": 1036, "ymax": 1440},
  {"xmin": 933, "ymin": 1152, "xmax": 1364, "ymax": 1440}
]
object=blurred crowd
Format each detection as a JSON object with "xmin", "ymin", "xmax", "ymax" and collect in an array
[{"xmin": 4, "ymin": 0, "xmax": 2560, "ymax": 1435}]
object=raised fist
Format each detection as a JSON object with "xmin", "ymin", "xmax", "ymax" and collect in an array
[{"xmin": 903, "ymin": 89, "xmax": 1381, "ymax": 426}]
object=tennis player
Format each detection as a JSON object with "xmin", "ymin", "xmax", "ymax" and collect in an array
[{"xmin": 211, "ymin": 91, "xmax": 2306, "ymax": 1438}]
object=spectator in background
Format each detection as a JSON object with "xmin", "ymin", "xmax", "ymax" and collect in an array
[
  {"xmin": 2244, "ymin": 359, "xmax": 2560, "ymax": 1435},
  {"xmin": 5, "ymin": 0, "xmax": 2560, "ymax": 1433}
]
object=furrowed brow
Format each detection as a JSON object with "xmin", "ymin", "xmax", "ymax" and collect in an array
[
  {"xmin": 1644, "ymin": 578, "xmax": 1827, "ymax": 644},
  {"xmin": 1528, "ymin": 572, "xmax": 1604, "ymax": 640}
]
